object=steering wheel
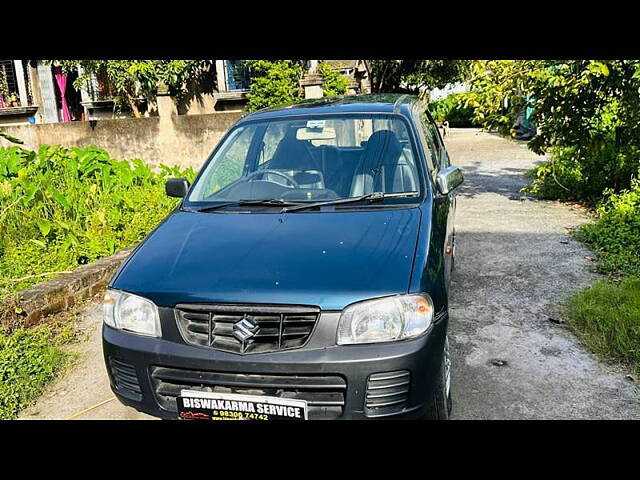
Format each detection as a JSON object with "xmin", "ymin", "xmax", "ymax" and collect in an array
[{"xmin": 244, "ymin": 169, "xmax": 300, "ymax": 188}]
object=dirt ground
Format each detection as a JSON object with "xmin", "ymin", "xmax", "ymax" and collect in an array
[{"xmin": 20, "ymin": 128, "xmax": 639, "ymax": 420}]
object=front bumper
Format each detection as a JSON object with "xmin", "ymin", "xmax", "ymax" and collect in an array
[{"xmin": 102, "ymin": 311, "xmax": 448, "ymax": 420}]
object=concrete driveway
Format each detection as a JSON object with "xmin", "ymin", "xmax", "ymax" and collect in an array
[
  {"xmin": 21, "ymin": 128, "xmax": 639, "ymax": 420},
  {"xmin": 446, "ymin": 128, "xmax": 638, "ymax": 419}
]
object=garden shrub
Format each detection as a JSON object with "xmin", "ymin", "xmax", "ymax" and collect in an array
[
  {"xmin": 0, "ymin": 144, "xmax": 195, "ymax": 297},
  {"xmin": 428, "ymin": 93, "xmax": 478, "ymax": 128},
  {"xmin": 245, "ymin": 61, "xmax": 350, "ymax": 113},
  {"xmin": 522, "ymin": 146, "xmax": 632, "ymax": 204},
  {"xmin": 577, "ymin": 177, "xmax": 640, "ymax": 278},
  {"xmin": 245, "ymin": 60, "xmax": 303, "ymax": 112},
  {"xmin": 317, "ymin": 62, "xmax": 349, "ymax": 98}
]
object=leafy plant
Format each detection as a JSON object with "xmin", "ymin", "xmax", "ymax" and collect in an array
[
  {"xmin": 365, "ymin": 60, "xmax": 471, "ymax": 94},
  {"xmin": 577, "ymin": 177, "xmax": 640, "ymax": 277},
  {"xmin": 0, "ymin": 144, "xmax": 195, "ymax": 297},
  {"xmin": 245, "ymin": 60, "xmax": 304, "ymax": 112},
  {"xmin": 428, "ymin": 93, "xmax": 478, "ymax": 127},
  {"xmin": 318, "ymin": 62, "xmax": 349, "ymax": 97},
  {"xmin": 0, "ymin": 128, "xmax": 23, "ymax": 144},
  {"xmin": 52, "ymin": 60, "xmax": 215, "ymax": 117},
  {"xmin": 0, "ymin": 324, "xmax": 74, "ymax": 419},
  {"xmin": 465, "ymin": 60, "xmax": 640, "ymax": 200}
]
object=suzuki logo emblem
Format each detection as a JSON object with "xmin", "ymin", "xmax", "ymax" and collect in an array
[{"xmin": 232, "ymin": 315, "xmax": 258, "ymax": 342}]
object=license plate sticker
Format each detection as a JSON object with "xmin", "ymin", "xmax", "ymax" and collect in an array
[{"xmin": 177, "ymin": 390, "xmax": 308, "ymax": 421}]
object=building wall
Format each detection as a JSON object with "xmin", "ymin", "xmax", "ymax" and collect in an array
[{"xmin": 0, "ymin": 111, "xmax": 244, "ymax": 170}]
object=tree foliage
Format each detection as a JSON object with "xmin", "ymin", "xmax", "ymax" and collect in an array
[
  {"xmin": 53, "ymin": 60, "xmax": 215, "ymax": 117},
  {"xmin": 245, "ymin": 60, "xmax": 304, "ymax": 112},
  {"xmin": 464, "ymin": 60, "xmax": 640, "ymax": 201},
  {"xmin": 365, "ymin": 60, "xmax": 471, "ymax": 94},
  {"xmin": 318, "ymin": 62, "xmax": 349, "ymax": 97}
]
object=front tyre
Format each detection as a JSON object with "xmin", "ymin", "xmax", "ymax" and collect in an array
[{"xmin": 423, "ymin": 335, "xmax": 452, "ymax": 420}]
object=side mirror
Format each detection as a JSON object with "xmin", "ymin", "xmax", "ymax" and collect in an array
[
  {"xmin": 165, "ymin": 178, "xmax": 190, "ymax": 198},
  {"xmin": 436, "ymin": 166, "xmax": 464, "ymax": 195}
]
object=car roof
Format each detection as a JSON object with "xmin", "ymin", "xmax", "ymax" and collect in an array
[{"xmin": 238, "ymin": 93, "xmax": 422, "ymax": 122}]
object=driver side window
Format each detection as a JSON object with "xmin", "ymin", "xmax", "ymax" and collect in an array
[{"xmin": 198, "ymin": 125, "xmax": 256, "ymax": 198}]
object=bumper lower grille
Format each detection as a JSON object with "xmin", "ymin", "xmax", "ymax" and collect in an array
[
  {"xmin": 175, "ymin": 303, "xmax": 320, "ymax": 354},
  {"xmin": 150, "ymin": 366, "xmax": 346, "ymax": 419},
  {"xmin": 365, "ymin": 370, "xmax": 410, "ymax": 417},
  {"xmin": 110, "ymin": 358, "xmax": 143, "ymax": 401}
]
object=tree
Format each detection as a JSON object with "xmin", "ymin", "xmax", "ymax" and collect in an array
[
  {"xmin": 460, "ymin": 60, "xmax": 542, "ymax": 135},
  {"xmin": 245, "ymin": 60, "xmax": 304, "ymax": 112},
  {"xmin": 364, "ymin": 60, "xmax": 471, "ymax": 95},
  {"xmin": 53, "ymin": 60, "xmax": 215, "ymax": 117},
  {"xmin": 317, "ymin": 62, "xmax": 349, "ymax": 97},
  {"xmin": 464, "ymin": 60, "xmax": 640, "ymax": 200}
]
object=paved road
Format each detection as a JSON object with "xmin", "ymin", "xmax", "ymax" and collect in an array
[
  {"xmin": 446, "ymin": 128, "xmax": 638, "ymax": 419},
  {"xmin": 21, "ymin": 128, "xmax": 639, "ymax": 420}
]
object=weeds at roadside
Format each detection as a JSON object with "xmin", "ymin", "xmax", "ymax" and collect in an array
[
  {"xmin": 0, "ymin": 297, "xmax": 94, "ymax": 420},
  {"xmin": 564, "ymin": 277, "xmax": 640, "ymax": 379}
]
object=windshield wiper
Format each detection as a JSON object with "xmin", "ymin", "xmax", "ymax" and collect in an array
[
  {"xmin": 280, "ymin": 191, "xmax": 419, "ymax": 213},
  {"xmin": 190, "ymin": 199, "xmax": 304, "ymax": 213}
]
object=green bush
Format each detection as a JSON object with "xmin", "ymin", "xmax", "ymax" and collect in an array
[
  {"xmin": 0, "ymin": 324, "xmax": 74, "ymax": 419},
  {"xmin": 577, "ymin": 177, "xmax": 640, "ymax": 277},
  {"xmin": 0, "ymin": 145, "xmax": 195, "ymax": 297},
  {"xmin": 245, "ymin": 60, "xmax": 303, "ymax": 112},
  {"xmin": 565, "ymin": 276, "xmax": 640, "ymax": 376},
  {"xmin": 523, "ymin": 147, "xmax": 612, "ymax": 203},
  {"xmin": 428, "ymin": 93, "xmax": 478, "ymax": 128},
  {"xmin": 317, "ymin": 62, "xmax": 349, "ymax": 98}
]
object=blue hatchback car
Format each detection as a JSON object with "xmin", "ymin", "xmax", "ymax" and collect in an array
[{"xmin": 102, "ymin": 94, "xmax": 464, "ymax": 420}]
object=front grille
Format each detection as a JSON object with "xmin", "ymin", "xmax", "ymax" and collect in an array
[
  {"xmin": 110, "ymin": 358, "xmax": 143, "ymax": 401},
  {"xmin": 150, "ymin": 366, "xmax": 346, "ymax": 419},
  {"xmin": 175, "ymin": 303, "xmax": 320, "ymax": 354},
  {"xmin": 365, "ymin": 370, "xmax": 410, "ymax": 417}
]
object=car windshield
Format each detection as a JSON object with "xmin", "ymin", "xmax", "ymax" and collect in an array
[{"xmin": 186, "ymin": 114, "xmax": 423, "ymax": 207}]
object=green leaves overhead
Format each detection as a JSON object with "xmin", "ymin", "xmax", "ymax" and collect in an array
[{"xmin": 366, "ymin": 60, "xmax": 471, "ymax": 94}]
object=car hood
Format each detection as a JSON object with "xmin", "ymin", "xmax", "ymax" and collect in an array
[{"xmin": 112, "ymin": 208, "xmax": 422, "ymax": 310}]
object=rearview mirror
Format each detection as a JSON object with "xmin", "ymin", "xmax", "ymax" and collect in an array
[
  {"xmin": 166, "ymin": 178, "xmax": 190, "ymax": 198},
  {"xmin": 436, "ymin": 166, "xmax": 464, "ymax": 195}
]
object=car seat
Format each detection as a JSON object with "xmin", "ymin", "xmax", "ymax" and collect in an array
[{"xmin": 349, "ymin": 130, "xmax": 418, "ymax": 196}]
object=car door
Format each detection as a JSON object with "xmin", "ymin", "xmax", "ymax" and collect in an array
[{"xmin": 416, "ymin": 106, "xmax": 457, "ymax": 291}]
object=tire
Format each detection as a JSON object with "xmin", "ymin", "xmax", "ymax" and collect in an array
[{"xmin": 422, "ymin": 335, "xmax": 452, "ymax": 420}]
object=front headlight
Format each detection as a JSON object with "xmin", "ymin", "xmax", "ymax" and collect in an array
[
  {"xmin": 103, "ymin": 289, "xmax": 161, "ymax": 337},
  {"xmin": 337, "ymin": 294, "xmax": 434, "ymax": 345}
]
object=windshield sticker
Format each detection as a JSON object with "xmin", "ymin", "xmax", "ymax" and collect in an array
[{"xmin": 306, "ymin": 120, "xmax": 325, "ymax": 129}]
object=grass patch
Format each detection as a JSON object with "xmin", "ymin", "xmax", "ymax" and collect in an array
[
  {"xmin": 0, "ymin": 321, "xmax": 76, "ymax": 419},
  {"xmin": 565, "ymin": 276, "xmax": 640, "ymax": 376}
]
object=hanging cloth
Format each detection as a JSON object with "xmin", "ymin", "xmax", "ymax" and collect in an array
[{"xmin": 52, "ymin": 66, "xmax": 71, "ymax": 122}]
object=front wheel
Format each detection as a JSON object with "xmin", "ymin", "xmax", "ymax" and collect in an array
[{"xmin": 422, "ymin": 335, "xmax": 452, "ymax": 420}]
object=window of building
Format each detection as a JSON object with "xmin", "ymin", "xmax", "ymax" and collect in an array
[
  {"xmin": 0, "ymin": 60, "xmax": 20, "ymax": 107},
  {"xmin": 224, "ymin": 60, "xmax": 250, "ymax": 91}
]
